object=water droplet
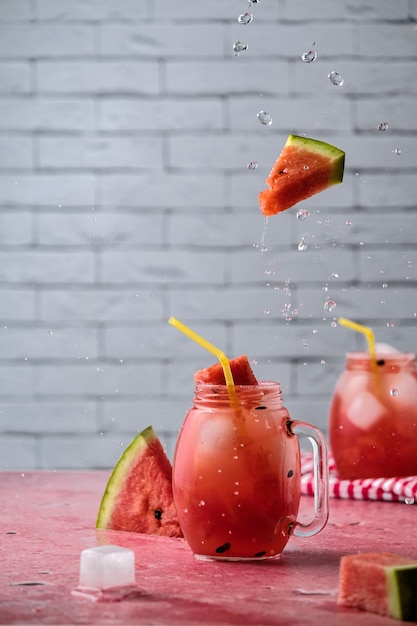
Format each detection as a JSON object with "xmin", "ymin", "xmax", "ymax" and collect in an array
[
  {"xmin": 390, "ymin": 388, "xmax": 399, "ymax": 397},
  {"xmin": 48, "ymin": 330, "xmax": 53, "ymax": 336},
  {"xmin": 377, "ymin": 122, "xmax": 389, "ymax": 131},
  {"xmin": 393, "ymin": 148, "xmax": 402, "ymax": 155},
  {"xmin": 345, "ymin": 220, "xmax": 352, "ymax": 226},
  {"xmin": 324, "ymin": 300, "xmax": 336, "ymax": 312},
  {"xmin": 405, "ymin": 497, "xmax": 415, "ymax": 505},
  {"xmin": 386, "ymin": 321, "xmax": 394, "ymax": 328},
  {"xmin": 257, "ymin": 110, "xmax": 272, "ymax": 126},
  {"xmin": 238, "ymin": 12, "xmax": 253, "ymax": 24},
  {"xmin": 301, "ymin": 49, "xmax": 317, "ymax": 63},
  {"xmin": 320, "ymin": 360, "xmax": 326, "ymax": 365},
  {"xmin": 119, "ymin": 441, "xmax": 124, "ymax": 446},
  {"xmin": 247, "ymin": 160, "xmax": 258, "ymax": 170},
  {"xmin": 331, "ymin": 272, "xmax": 339, "ymax": 278},
  {"xmin": 249, "ymin": 0, "xmax": 261, "ymax": 4},
  {"xmin": 264, "ymin": 309, "xmax": 270, "ymax": 315},
  {"xmin": 382, "ymin": 282, "xmax": 388, "ymax": 289},
  {"xmin": 233, "ymin": 40, "xmax": 248, "ymax": 56},
  {"xmin": 328, "ymin": 70, "xmax": 344, "ymax": 86},
  {"xmin": 298, "ymin": 237, "xmax": 308, "ymax": 252},
  {"xmin": 296, "ymin": 208, "xmax": 310, "ymax": 221},
  {"xmin": 198, "ymin": 500, "xmax": 206, "ymax": 507}
]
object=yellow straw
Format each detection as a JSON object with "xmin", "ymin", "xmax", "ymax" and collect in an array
[
  {"xmin": 168, "ymin": 317, "xmax": 236, "ymax": 392},
  {"xmin": 337, "ymin": 317, "xmax": 376, "ymax": 356}
]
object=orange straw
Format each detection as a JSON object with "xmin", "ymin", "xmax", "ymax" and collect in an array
[{"xmin": 168, "ymin": 317, "xmax": 236, "ymax": 395}]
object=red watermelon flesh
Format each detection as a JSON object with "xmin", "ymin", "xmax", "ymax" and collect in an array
[
  {"xmin": 96, "ymin": 426, "xmax": 183, "ymax": 538},
  {"xmin": 338, "ymin": 552, "xmax": 417, "ymax": 621},
  {"xmin": 194, "ymin": 355, "xmax": 258, "ymax": 386},
  {"xmin": 259, "ymin": 134, "xmax": 345, "ymax": 217}
]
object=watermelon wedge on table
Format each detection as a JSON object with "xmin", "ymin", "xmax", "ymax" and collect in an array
[
  {"xmin": 96, "ymin": 426, "xmax": 183, "ymax": 538},
  {"xmin": 338, "ymin": 552, "xmax": 417, "ymax": 621},
  {"xmin": 259, "ymin": 134, "xmax": 345, "ymax": 217},
  {"xmin": 194, "ymin": 355, "xmax": 258, "ymax": 386}
]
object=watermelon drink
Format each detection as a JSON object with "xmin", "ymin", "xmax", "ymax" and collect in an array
[
  {"xmin": 329, "ymin": 352, "xmax": 417, "ymax": 480},
  {"xmin": 173, "ymin": 381, "xmax": 329, "ymax": 561}
]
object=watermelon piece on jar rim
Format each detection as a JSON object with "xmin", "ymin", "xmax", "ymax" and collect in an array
[{"xmin": 194, "ymin": 355, "xmax": 258, "ymax": 386}]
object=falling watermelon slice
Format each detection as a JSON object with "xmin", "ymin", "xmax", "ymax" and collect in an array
[
  {"xmin": 258, "ymin": 134, "xmax": 345, "ymax": 217},
  {"xmin": 338, "ymin": 552, "xmax": 417, "ymax": 621},
  {"xmin": 96, "ymin": 426, "xmax": 183, "ymax": 538},
  {"xmin": 194, "ymin": 355, "xmax": 258, "ymax": 386}
]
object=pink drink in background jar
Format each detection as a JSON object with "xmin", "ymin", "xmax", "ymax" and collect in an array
[{"xmin": 329, "ymin": 350, "xmax": 417, "ymax": 480}]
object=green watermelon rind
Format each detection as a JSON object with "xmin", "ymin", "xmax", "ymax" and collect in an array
[
  {"xmin": 286, "ymin": 134, "xmax": 345, "ymax": 185},
  {"xmin": 96, "ymin": 425, "xmax": 156, "ymax": 529},
  {"xmin": 387, "ymin": 564, "xmax": 417, "ymax": 621}
]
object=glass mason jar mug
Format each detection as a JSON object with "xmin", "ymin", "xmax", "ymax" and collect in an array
[
  {"xmin": 329, "ymin": 352, "xmax": 417, "ymax": 480},
  {"xmin": 172, "ymin": 381, "xmax": 329, "ymax": 561}
]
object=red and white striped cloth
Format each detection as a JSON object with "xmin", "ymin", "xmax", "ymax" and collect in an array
[{"xmin": 301, "ymin": 452, "xmax": 417, "ymax": 503}]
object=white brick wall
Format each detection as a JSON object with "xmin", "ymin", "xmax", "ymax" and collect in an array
[{"xmin": 0, "ymin": 0, "xmax": 416, "ymax": 469}]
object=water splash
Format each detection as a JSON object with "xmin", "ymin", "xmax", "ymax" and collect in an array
[
  {"xmin": 301, "ymin": 49, "xmax": 317, "ymax": 63},
  {"xmin": 238, "ymin": 12, "xmax": 253, "ymax": 24},
  {"xmin": 298, "ymin": 237, "xmax": 308, "ymax": 252},
  {"xmin": 328, "ymin": 71, "xmax": 344, "ymax": 86},
  {"xmin": 233, "ymin": 41, "xmax": 248, "ymax": 56},
  {"xmin": 257, "ymin": 110, "xmax": 272, "ymax": 126},
  {"xmin": 296, "ymin": 208, "xmax": 310, "ymax": 221},
  {"xmin": 247, "ymin": 160, "xmax": 258, "ymax": 170},
  {"xmin": 324, "ymin": 300, "xmax": 336, "ymax": 312}
]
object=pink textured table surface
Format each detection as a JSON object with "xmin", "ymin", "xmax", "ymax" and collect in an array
[{"xmin": 1, "ymin": 470, "xmax": 416, "ymax": 625}]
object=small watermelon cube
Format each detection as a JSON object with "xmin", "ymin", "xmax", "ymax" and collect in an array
[
  {"xmin": 338, "ymin": 552, "xmax": 417, "ymax": 621},
  {"xmin": 259, "ymin": 134, "xmax": 345, "ymax": 217},
  {"xmin": 194, "ymin": 355, "xmax": 258, "ymax": 386}
]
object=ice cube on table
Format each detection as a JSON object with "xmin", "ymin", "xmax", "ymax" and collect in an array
[{"xmin": 79, "ymin": 545, "xmax": 135, "ymax": 590}]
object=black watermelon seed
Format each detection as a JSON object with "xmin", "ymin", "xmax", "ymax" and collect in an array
[
  {"xmin": 254, "ymin": 551, "xmax": 267, "ymax": 558},
  {"xmin": 215, "ymin": 542, "xmax": 231, "ymax": 554},
  {"xmin": 287, "ymin": 522, "xmax": 295, "ymax": 536},
  {"xmin": 377, "ymin": 359, "xmax": 385, "ymax": 366},
  {"xmin": 154, "ymin": 508, "xmax": 163, "ymax": 520},
  {"xmin": 255, "ymin": 406, "xmax": 267, "ymax": 410},
  {"xmin": 287, "ymin": 469, "xmax": 294, "ymax": 478}
]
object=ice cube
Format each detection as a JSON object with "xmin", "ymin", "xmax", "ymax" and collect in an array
[
  {"xmin": 346, "ymin": 390, "xmax": 387, "ymax": 430},
  {"xmin": 375, "ymin": 342, "xmax": 400, "ymax": 354},
  {"xmin": 79, "ymin": 545, "xmax": 135, "ymax": 590}
]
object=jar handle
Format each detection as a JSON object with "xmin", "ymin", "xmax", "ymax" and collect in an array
[{"xmin": 289, "ymin": 420, "xmax": 329, "ymax": 537}]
